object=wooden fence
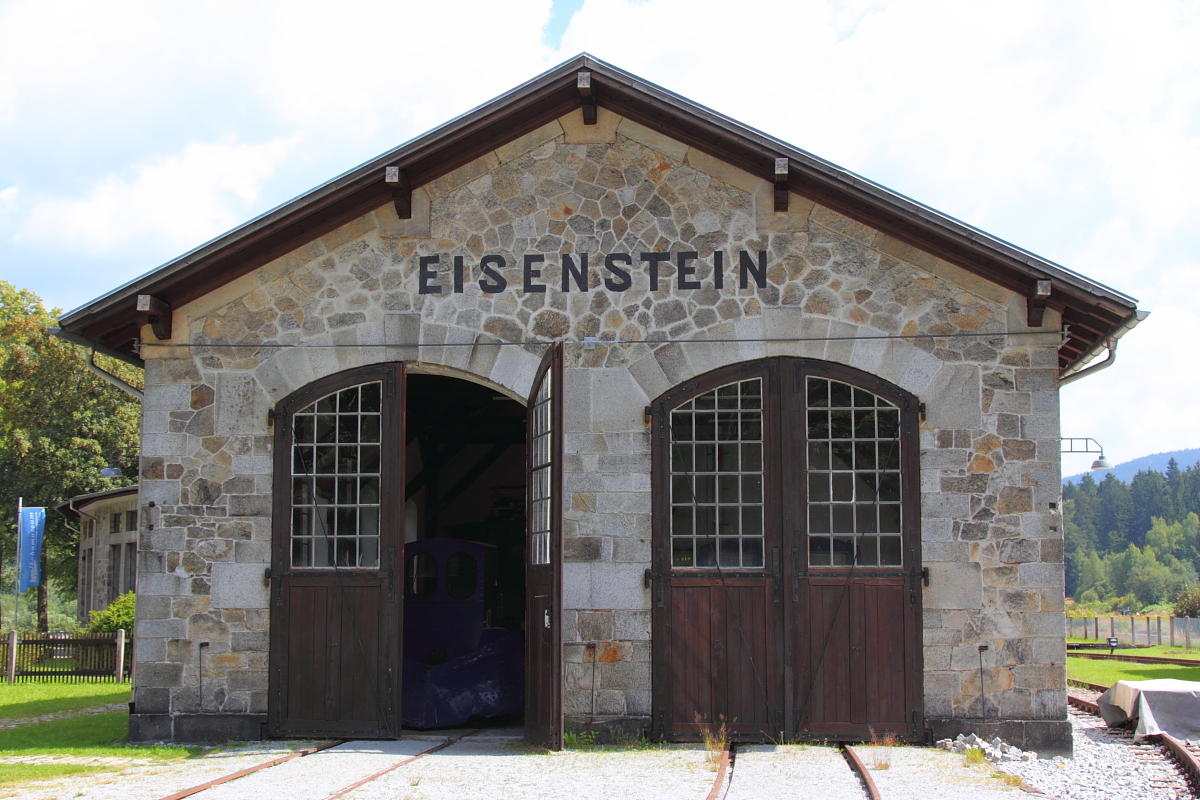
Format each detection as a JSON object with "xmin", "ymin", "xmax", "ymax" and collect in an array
[
  {"xmin": 2, "ymin": 630, "xmax": 130, "ymax": 683},
  {"xmin": 1068, "ymin": 616, "xmax": 1200, "ymax": 648}
]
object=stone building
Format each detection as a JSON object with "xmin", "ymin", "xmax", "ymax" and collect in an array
[
  {"xmin": 53, "ymin": 56, "xmax": 1144, "ymax": 751},
  {"xmin": 57, "ymin": 486, "xmax": 140, "ymax": 622}
]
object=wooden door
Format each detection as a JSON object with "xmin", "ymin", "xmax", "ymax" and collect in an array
[
  {"xmin": 652, "ymin": 358, "xmax": 922, "ymax": 742},
  {"xmin": 651, "ymin": 362, "xmax": 784, "ymax": 740},
  {"xmin": 525, "ymin": 342, "xmax": 563, "ymax": 749},
  {"xmin": 786, "ymin": 363, "xmax": 922, "ymax": 740},
  {"xmin": 268, "ymin": 364, "xmax": 403, "ymax": 738}
]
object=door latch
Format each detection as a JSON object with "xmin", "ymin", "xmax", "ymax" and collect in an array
[{"xmin": 544, "ymin": 609, "xmax": 551, "ymax": 629}]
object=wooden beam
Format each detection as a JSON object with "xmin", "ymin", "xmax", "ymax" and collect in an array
[
  {"xmin": 427, "ymin": 442, "xmax": 513, "ymax": 523},
  {"xmin": 135, "ymin": 295, "xmax": 173, "ymax": 341},
  {"xmin": 1027, "ymin": 279, "xmax": 1052, "ymax": 327},
  {"xmin": 385, "ymin": 166, "xmax": 412, "ymax": 220},
  {"xmin": 774, "ymin": 158, "xmax": 789, "ymax": 212},
  {"xmin": 577, "ymin": 71, "xmax": 596, "ymax": 125}
]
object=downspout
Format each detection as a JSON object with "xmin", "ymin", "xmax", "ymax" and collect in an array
[
  {"xmin": 85, "ymin": 348, "xmax": 144, "ymax": 401},
  {"xmin": 48, "ymin": 328, "xmax": 144, "ymax": 401},
  {"xmin": 1058, "ymin": 310, "xmax": 1149, "ymax": 389}
]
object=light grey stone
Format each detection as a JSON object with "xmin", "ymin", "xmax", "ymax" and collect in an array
[{"xmin": 211, "ymin": 563, "xmax": 270, "ymax": 609}]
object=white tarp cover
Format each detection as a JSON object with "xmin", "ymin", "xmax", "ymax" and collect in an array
[{"xmin": 1097, "ymin": 679, "xmax": 1200, "ymax": 741}]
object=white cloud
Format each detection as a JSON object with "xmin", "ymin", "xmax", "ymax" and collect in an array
[{"xmin": 16, "ymin": 136, "xmax": 299, "ymax": 254}]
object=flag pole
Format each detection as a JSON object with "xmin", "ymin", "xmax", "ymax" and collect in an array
[{"xmin": 14, "ymin": 497, "xmax": 21, "ymax": 631}]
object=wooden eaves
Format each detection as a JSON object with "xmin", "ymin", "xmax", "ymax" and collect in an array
[{"xmin": 55, "ymin": 54, "xmax": 1140, "ymax": 374}]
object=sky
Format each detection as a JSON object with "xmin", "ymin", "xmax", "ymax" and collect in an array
[{"xmin": 0, "ymin": 0, "xmax": 1197, "ymax": 469}]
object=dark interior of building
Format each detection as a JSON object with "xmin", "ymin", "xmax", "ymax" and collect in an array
[{"xmin": 401, "ymin": 374, "xmax": 528, "ymax": 729}]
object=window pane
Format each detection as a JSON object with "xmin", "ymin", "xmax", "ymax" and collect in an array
[
  {"xmin": 669, "ymin": 378, "xmax": 764, "ymax": 569},
  {"xmin": 805, "ymin": 377, "xmax": 903, "ymax": 568},
  {"xmin": 289, "ymin": 381, "xmax": 383, "ymax": 570}
]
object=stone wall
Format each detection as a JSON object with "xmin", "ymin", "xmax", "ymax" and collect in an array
[{"xmin": 132, "ymin": 108, "xmax": 1066, "ymax": 747}]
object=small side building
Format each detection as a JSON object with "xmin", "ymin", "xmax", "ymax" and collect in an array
[{"xmin": 58, "ymin": 486, "xmax": 140, "ymax": 622}]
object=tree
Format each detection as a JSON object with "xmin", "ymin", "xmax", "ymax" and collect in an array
[{"xmin": 0, "ymin": 281, "xmax": 140, "ymax": 631}]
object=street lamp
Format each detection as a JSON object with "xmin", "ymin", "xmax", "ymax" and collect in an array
[{"xmin": 1061, "ymin": 438, "xmax": 1113, "ymax": 471}]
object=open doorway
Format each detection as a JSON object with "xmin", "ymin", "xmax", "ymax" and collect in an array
[{"xmin": 400, "ymin": 374, "xmax": 527, "ymax": 731}]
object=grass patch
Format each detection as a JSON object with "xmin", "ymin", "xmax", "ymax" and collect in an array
[
  {"xmin": 0, "ymin": 762, "xmax": 109, "ymax": 787},
  {"xmin": 963, "ymin": 747, "xmax": 987, "ymax": 766},
  {"xmin": 1067, "ymin": 657, "xmax": 1200, "ymax": 687},
  {"xmin": 0, "ymin": 681, "xmax": 130, "ymax": 721},
  {"xmin": 0, "ymin": 712, "xmax": 194, "ymax": 759}
]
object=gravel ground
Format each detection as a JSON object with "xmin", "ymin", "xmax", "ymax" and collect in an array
[
  {"xmin": 6, "ymin": 740, "xmax": 323, "ymax": 800},
  {"xmin": 998, "ymin": 708, "xmax": 1190, "ymax": 800},
  {"xmin": 725, "ymin": 744, "xmax": 866, "ymax": 800},
  {"xmin": 856, "ymin": 744, "xmax": 1024, "ymax": 799},
  {"xmin": 344, "ymin": 740, "xmax": 716, "ymax": 800}
]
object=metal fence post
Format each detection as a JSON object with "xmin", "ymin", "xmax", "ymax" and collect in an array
[
  {"xmin": 6, "ymin": 630, "xmax": 16, "ymax": 684},
  {"xmin": 115, "ymin": 629, "xmax": 125, "ymax": 681}
]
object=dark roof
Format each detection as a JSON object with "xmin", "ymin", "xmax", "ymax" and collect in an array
[
  {"xmin": 57, "ymin": 54, "xmax": 1139, "ymax": 372},
  {"xmin": 54, "ymin": 484, "xmax": 139, "ymax": 518}
]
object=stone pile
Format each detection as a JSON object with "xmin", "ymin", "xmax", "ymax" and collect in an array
[{"xmin": 936, "ymin": 732, "xmax": 1039, "ymax": 762}]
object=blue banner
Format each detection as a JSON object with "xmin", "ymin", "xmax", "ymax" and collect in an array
[{"xmin": 17, "ymin": 507, "xmax": 45, "ymax": 593}]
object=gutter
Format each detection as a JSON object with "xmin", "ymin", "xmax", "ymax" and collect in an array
[
  {"xmin": 1058, "ymin": 310, "xmax": 1149, "ymax": 388},
  {"xmin": 48, "ymin": 327, "xmax": 145, "ymax": 401}
]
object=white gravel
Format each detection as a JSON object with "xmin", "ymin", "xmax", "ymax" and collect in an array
[
  {"xmin": 8, "ymin": 740, "xmax": 323, "ymax": 800},
  {"xmin": 725, "ymin": 744, "xmax": 866, "ymax": 800},
  {"xmin": 856, "ymin": 744, "xmax": 1025, "ymax": 799},
  {"xmin": 998, "ymin": 708, "xmax": 1191, "ymax": 800},
  {"xmin": 344, "ymin": 740, "xmax": 717, "ymax": 800}
]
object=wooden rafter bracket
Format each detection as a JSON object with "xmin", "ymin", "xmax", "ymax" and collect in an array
[
  {"xmin": 577, "ymin": 71, "xmax": 596, "ymax": 125},
  {"xmin": 135, "ymin": 294, "xmax": 173, "ymax": 341},
  {"xmin": 774, "ymin": 157, "xmax": 789, "ymax": 212},
  {"xmin": 384, "ymin": 166, "xmax": 412, "ymax": 220},
  {"xmin": 1027, "ymin": 279, "xmax": 1052, "ymax": 327}
]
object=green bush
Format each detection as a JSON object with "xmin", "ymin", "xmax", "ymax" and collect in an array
[
  {"xmin": 1173, "ymin": 586, "xmax": 1200, "ymax": 618},
  {"xmin": 86, "ymin": 592, "xmax": 135, "ymax": 635}
]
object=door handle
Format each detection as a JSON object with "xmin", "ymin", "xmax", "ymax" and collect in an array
[{"xmin": 544, "ymin": 609, "xmax": 551, "ymax": 629}]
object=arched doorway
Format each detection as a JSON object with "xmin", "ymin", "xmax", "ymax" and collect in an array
[
  {"xmin": 648, "ymin": 358, "xmax": 924, "ymax": 742},
  {"xmin": 266, "ymin": 353, "xmax": 563, "ymax": 745}
]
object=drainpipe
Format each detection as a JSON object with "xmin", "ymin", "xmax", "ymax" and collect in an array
[
  {"xmin": 48, "ymin": 328, "xmax": 144, "ymax": 401},
  {"xmin": 1058, "ymin": 310, "xmax": 1149, "ymax": 388}
]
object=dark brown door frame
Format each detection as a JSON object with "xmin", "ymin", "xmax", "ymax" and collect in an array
[
  {"xmin": 649, "ymin": 357, "xmax": 923, "ymax": 742},
  {"xmin": 525, "ymin": 342, "xmax": 564, "ymax": 750},
  {"xmin": 268, "ymin": 363, "xmax": 404, "ymax": 738}
]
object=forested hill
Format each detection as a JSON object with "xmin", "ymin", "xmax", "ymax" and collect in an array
[
  {"xmin": 1064, "ymin": 448, "xmax": 1200, "ymax": 485},
  {"xmin": 1063, "ymin": 458, "xmax": 1200, "ymax": 608}
]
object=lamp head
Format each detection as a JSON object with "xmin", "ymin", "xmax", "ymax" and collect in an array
[
  {"xmin": 1091, "ymin": 455, "xmax": 1113, "ymax": 470},
  {"xmin": 99, "ymin": 462, "xmax": 124, "ymax": 477}
]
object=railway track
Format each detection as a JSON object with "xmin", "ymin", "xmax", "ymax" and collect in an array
[
  {"xmin": 1067, "ymin": 685, "xmax": 1200, "ymax": 799},
  {"xmin": 156, "ymin": 733, "xmax": 881, "ymax": 800}
]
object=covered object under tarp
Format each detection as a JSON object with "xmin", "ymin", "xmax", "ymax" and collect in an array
[{"xmin": 1098, "ymin": 679, "xmax": 1200, "ymax": 741}]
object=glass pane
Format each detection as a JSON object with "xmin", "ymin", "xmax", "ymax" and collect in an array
[
  {"xmin": 673, "ymin": 537, "xmax": 695, "ymax": 567},
  {"xmin": 446, "ymin": 552, "xmax": 478, "ymax": 600},
  {"xmin": 880, "ymin": 536, "xmax": 902, "ymax": 566},
  {"xmin": 809, "ymin": 536, "xmax": 832, "ymax": 566},
  {"xmin": 407, "ymin": 553, "xmax": 438, "ymax": 599},
  {"xmin": 742, "ymin": 537, "xmax": 764, "ymax": 567},
  {"xmin": 360, "ymin": 383, "xmax": 381, "ymax": 412},
  {"xmin": 717, "ymin": 443, "xmax": 739, "ymax": 471},
  {"xmin": 807, "ymin": 378, "xmax": 828, "ymax": 407}
]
